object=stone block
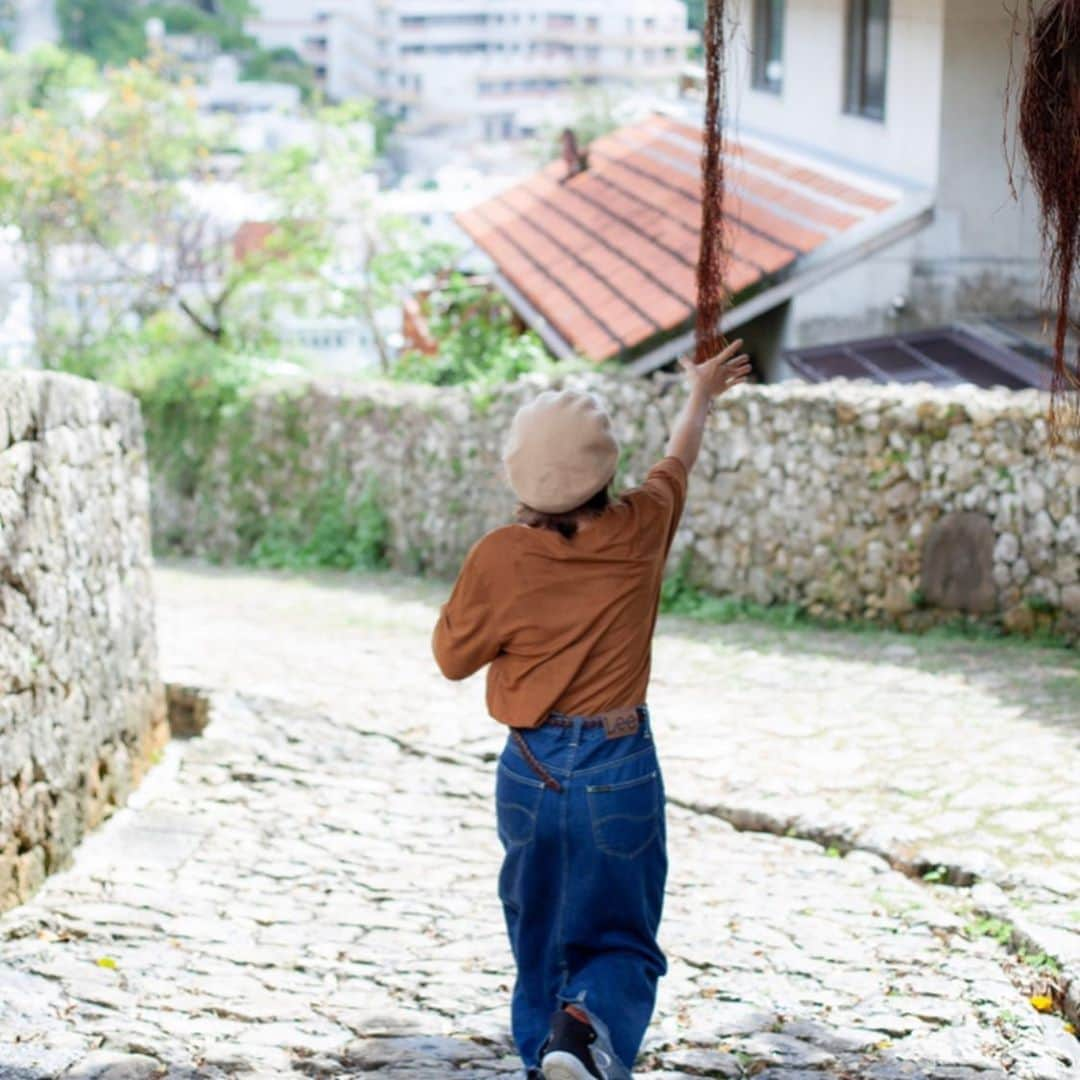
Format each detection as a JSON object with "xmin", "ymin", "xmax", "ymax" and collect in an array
[
  {"xmin": 63, "ymin": 1051, "xmax": 165, "ymax": 1079},
  {"xmin": 920, "ymin": 512, "xmax": 997, "ymax": 614},
  {"xmin": 0, "ymin": 372, "xmax": 165, "ymax": 912}
]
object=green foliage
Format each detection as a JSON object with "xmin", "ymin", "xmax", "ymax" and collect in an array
[
  {"xmin": 0, "ymin": 44, "xmax": 98, "ymax": 114},
  {"xmin": 58, "ymin": 0, "xmax": 146, "ymax": 66},
  {"xmin": 147, "ymin": 0, "xmax": 255, "ymax": 51},
  {"xmin": 0, "ymin": 50, "xmax": 216, "ymax": 362},
  {"xmin": 0, "ymin": 50, "xmax": 397, "ymax": 364},
  {"xmin": 240, "ymin": 45, "xmax": 316, "ymax": 100},
  {"xmin": 58, "ymin": 0, "xmax": 257, "ymax": 63},
  {"xmin": 247, "ymin": 474, "xmax": 389, "ymax": 572},
  {"xmin": 656, "ymin": 555, "xmax": 1074, "ymax": 647},
  {"xmin": 1025, "ymin": 594, "xmax": 1058, "ymax": 615},
  {"xmin": 660, "ymin": 555, "xmax": 810, "ymax": 629},
  {"xmin": 1018, "ymin": 951, "xmax": 1061, "ymax": 973},
  {"xmin": 57, "ymin": 313, "xmax": 271, "ymax": 494},
  {"xmin": 918, "ymin": 617, "xmax": 1072, "ymax": 650},
  {"xmin": 60, "ymin": 315, "xmax": 389, "ymax": 573},
  {"xmin": 393, "ymin": 274, "xmax": 563, "ymax": 386},
  {"xmin": 921, "ymin": 864, "xmax": 949, "ymax": 883},
  {"xmin": 965, "ymin": 916, "xmax": 1014, "ymax": 946},
  {"xmin": 54, "ymin": 0, "xmax": 316, "ymax": 102},
  {"xmin": 373, "ymin": 109, "xmax": 398, "ymax": 156},
  {"xmin": 59, "ymin": 313, "xmax": 390, "ymax": 573}
]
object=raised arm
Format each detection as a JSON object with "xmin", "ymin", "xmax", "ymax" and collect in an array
[{"xmin": 664, "ymin": 338, "xmax": 750, "ymax": 474}]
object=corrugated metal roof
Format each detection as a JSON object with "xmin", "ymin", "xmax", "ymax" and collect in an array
[{"xmin": 785, "ymin": 325, "xmax": 1051, "ymax": 390}]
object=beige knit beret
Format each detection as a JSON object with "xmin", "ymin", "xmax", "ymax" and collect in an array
[{"xmin": 503, "ymin": 389, "xmax": 619, "ymax": 513}]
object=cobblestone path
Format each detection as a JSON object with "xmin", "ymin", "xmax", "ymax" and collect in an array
[
  {"xmin": 150, "ymin": 566, "xmax": 1080, "ymax": 970},
  {"xmin": 2, "ymin": 563, "xmax": 1078, "ymax": 1079}
]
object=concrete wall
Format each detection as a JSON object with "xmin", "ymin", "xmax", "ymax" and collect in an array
[
  {"xmin": 728, "ymin": 0, "xmax": 1043, "ymax": 349},
  {"xmin": 919, "ymin": 0, "xmax": 1042, "ymax": 317},
  {"xmin": 730, "ymin": 0, "xmax": 946, "ymax": 187},
  {"xmin": 0, "ymin": 372, "xmax": 167, "ymax": 912},
  {"xmin": 155, "ymin": 374, "xmax": 1078, "ymax": 640}
]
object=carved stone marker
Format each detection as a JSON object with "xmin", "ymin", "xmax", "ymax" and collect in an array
[{"xmin": 921, "ymin": 512, "xmax": 998, "ymax": 613}]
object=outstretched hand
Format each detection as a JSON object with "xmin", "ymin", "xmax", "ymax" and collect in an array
[
  {"xmin": 678, "ymin": 338, "xmax": 751, "ymax": 399},
  {"xmin": 665, "ymin": 339, "xmax": 752, "ymax": 473}
]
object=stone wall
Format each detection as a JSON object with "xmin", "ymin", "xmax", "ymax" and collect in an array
[
  {"xmin": 1, "ymin": 372, "xmax": 167, "ymax": 912},
  {"xmin": 157, "ymin": 374, "xmax": 1078, "ymax": 639}
]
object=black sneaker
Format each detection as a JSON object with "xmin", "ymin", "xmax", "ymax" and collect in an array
[{"xmin": 540, "ymin": 1008, "xmax": 613, "ymax": 1080}]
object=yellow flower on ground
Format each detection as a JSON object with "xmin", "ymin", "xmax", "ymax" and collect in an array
[{"xmin": 1029, "ymin": 995, "xmax": 1054, "ymax": 1013}]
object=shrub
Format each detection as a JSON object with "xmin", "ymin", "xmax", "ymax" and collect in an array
[
  {"xmin": 248, "ymin": 473, "xmax": 389, "ymax": 572},
  {"xmin": 392, "ymin": 274, "xmax": 571, "ymax": 386},
  {"xmin": 57, "ymin": 314, "xmax": 276, "ymax": 494}
]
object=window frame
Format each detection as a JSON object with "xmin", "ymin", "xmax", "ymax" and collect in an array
[
  {"xmin": 845, "ymin": 0, "xmax": 890, "ymax": 122},
  {"xmin": 751, "ymin": 0, "xmax": 785, "ymax": 95}
]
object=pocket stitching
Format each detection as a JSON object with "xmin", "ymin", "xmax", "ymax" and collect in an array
[
  {"xmin": 586, "ymin": 769, "xmax": 657, "ymax": 795},
  {"xmin": 586, "ymin": 773, "xmax": 660, "ymax": 859},
  {"xmin": 496, "ymin": 764, "xmax": 544, "ymax": 848},
  {"xmin": 498, "ymin": 761, "xmax": 546, "ymax": 789}
]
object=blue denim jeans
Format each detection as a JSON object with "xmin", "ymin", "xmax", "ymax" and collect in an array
[{"xmin": 496, "ymin": 706, "xmax": 668, "ymax": 1075}]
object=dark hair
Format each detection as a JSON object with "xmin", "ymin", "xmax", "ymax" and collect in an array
[{"xmin": 517, "ymin": 486, "xmax": 611, "ymax": 539}]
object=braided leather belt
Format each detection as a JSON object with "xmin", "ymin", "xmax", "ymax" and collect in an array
[{"xmin": 509, "ymin": 705, "xmax": 645, "ymax": 794}]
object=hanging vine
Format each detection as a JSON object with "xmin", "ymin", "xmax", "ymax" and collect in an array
[
  {"xmin": 694, "ymin": 0, "xmax": 730, "ymax": 364},
  {"xmin": 1014, "ymin": 0, "xmax": 1080, "ymax": 446}
]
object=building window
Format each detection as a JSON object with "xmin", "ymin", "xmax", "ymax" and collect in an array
[
  {"xmin": 751, "ymin": 0, "xmax": 784, "ymax": 94},
  {"xmin": 845, "ymin": 0, "xmax": 889, "ymax": 120}
]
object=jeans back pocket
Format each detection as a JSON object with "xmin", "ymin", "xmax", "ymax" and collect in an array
[
  {"xmin": 496, "ymin": 761, "xmax": 545, "ymax": 848},
  {"xmin": 586, "ymin": 770, "xmax": 660, "ymax": 859}
]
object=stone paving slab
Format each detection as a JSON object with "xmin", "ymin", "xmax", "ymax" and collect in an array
[
  {"xmin": 2, "ymin": 692, "xmax": 1077, "ymax": 1078},
  {"xmin": 149, "ymin": 565, "xmax": 1080, "ymax": 969}
]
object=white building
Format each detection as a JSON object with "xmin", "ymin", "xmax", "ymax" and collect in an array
[
  {"xmin": 245, "ymin": 0, "xmax": 370, "ymax": 102},
  {"xmin": 725, "ymin": 0, "xmax": 1042, "ymax": 355},
  {"xmin": 377, "ymin": 165, "xmax": 523, "ymax": 247},
  {"xmin": 247, "ymin": 0, "xmax": 695, "ymax": 140},
  {"xmin": 193, "ymin": 55, "xmax": 320, "ymax": 156}
]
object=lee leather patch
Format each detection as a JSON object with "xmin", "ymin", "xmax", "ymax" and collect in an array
[{"xmin": 603, "ymin": 707, "xmax": 640, "ymax": 739}]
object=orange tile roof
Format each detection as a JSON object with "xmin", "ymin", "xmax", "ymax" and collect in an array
[{"xmin": 457, "ymin": 113, "xmax": 903, "ymax": 362}]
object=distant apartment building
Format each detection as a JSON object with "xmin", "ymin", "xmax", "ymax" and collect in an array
[{"xmin": 246, "ymin": 0, "xmax": 694, "ymax": 139}]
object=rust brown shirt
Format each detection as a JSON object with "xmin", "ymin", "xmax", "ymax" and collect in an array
[{"xmin": 432, "ymin": 456, "xmax": 688, "ymax": 727}]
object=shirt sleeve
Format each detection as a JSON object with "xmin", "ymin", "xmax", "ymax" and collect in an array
[
  {"xmin": 631, "ymin": 455, "xmax": 689, "ymax": 560},
  {"xmin": 431, "ymin": 538, "xmax": 502, "ymax": 681}
]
